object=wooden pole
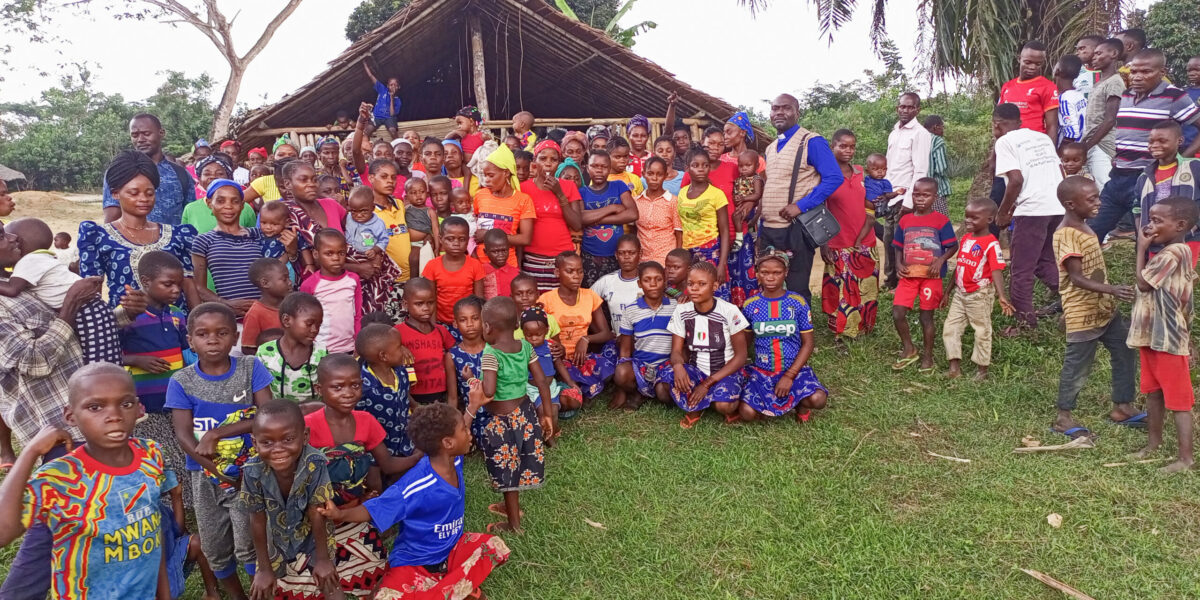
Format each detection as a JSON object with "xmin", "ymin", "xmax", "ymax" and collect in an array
[{"xmin": 468, "ymin": 14, "xmax": 490, "ymax": 121}]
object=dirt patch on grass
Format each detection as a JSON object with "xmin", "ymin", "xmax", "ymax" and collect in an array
[{"xmin": 7, "ymin": 191, "xmax": 103, "ymax": 244}]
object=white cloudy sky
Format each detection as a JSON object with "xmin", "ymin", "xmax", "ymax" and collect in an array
[{"xmin": 0, "ymin": 0, "xmax": 1149, "ymax": 112}]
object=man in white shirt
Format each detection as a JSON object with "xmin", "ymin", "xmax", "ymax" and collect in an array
[
  {"xmin": 882, "ymin": 92, "xmax": 933, "ymax": 288},
  {"xmin": 993, "ymin": 102, "xmax": 1066, "ymax": 335}
]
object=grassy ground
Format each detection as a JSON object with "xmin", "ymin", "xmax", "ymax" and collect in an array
[{"xmin": 5, "ymin": 186, "xmax": 1200, "ymax": 598}]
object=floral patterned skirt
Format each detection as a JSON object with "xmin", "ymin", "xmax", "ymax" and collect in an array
[
  {"xmin": 689, "ymin": 238, "xmax": 731, "ymax": 301},
  {"xmin": 375, "ymin": 533, "xmax": 510, "ymax": 600},
  {"xmin": 728, "ymin": 226, "xmax": 759, "ymax": 307},
  {"xmin": 479, "ymin": 400, "xmax": 546, "ymax": 492},
  {"xmin": 821, "ymin": 246, "xmax": 878, "ymax": 337},
  {"xmin": 564, "ymin": 340, "xmax": 617, "ymax": 398},
  {"xmin": 741, "ymin": 366, "xmax": 827, "ymax": 417},
  {"xmin": 620, "ymin": 357, "xmax": 669, "ymax": 398},
  {"xmin": 658, "ymin": 363, "xmax": 743, "ymax": 412},
  {"xmin": 276, "ymin": 521, "xmax": 388, "ymax": 600},
  {"xmin": 580, "ymin": 250, "xmax": 619, "ymax": 288}
]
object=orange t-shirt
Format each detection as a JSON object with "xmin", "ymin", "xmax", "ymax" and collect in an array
[
  {"xmin": 421, "ymin": 255, "xmax": 486, "ymax": 324},
  {"xmin": 473, "ymin": 189, "xmax": 536, "ymax": 268},
  {"xmin": 240, "ymin": 300, "xmax": 281, "ymax": 349},
  {"xmin": 538, "ymin": 288, "xmax": 602, "ymax": 356}
]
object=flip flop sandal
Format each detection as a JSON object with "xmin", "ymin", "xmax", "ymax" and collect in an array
[
  {"xmin": 892, "ymin": 355, "xmax": 920, "ymax": 370},
  {"xmin": 724, "ymin": 412, "xmax": 742, "ymax": 425},
  {"xmin": 680, "ymin": 413, "xmax": 702, "ymax": 429},
  {"xmin": 1108, "ymin": 412, "xmax": 1149, "ymax": 429},
  {"xmin": 487, "ymin": 503, "xmax": 524, "ymax": 519},
  {"xmin": 795, "ymin": 409, "xmax": 812, "ymax": 424},
  {"xmin": 1050, "ymin": 426, "xmax": 1096, "ymax": 440}
]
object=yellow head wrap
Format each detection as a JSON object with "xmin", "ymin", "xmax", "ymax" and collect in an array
[{"xmin": 484, "ymin": 144, "xmax": 521, "ymax": 192}]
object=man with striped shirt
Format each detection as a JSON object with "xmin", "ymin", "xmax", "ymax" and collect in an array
[{"xmin": 1091, "ymin": 49, "xmax": 1200, "ymax": 243}]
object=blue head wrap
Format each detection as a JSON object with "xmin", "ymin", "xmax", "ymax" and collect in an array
[
  {"xmin": 727, "ymin": 111, "xmax": 755, "ymax": 143},
  {"xmin": 442, "ymin": 138, "xmax": 463, "ymax": 153},
  {"xmin": 205, "ymin": 178, "xmax": 244, "ymax": 201},
  {"xmin": 555, "ymin": 157, "xmax": 581, "ymax": 178}
]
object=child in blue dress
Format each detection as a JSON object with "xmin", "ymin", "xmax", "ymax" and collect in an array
[
  {"xmin": 445, "ymin": 295, "xmax": 489, "ymax": 444},
  {"xmin": 355, "ymin": 324, "xmax": 416, "ymax": 458},
  {"xmin": 740, "ymin": 249, "xmax": 828, "ymax": 423}
]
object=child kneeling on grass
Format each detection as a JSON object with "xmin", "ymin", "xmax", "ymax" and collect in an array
[
  {"xmin": 318, "ymin": 402, "xmax": 511, "ymax": 599},
  {"xmin": 1127, "ymin": 196, "xmax": 1199, "ymax": 473},
  {"xmin": 891, "ymin": 178, "xmax": 958, "ymax": 372},
  {"xmin": 660, "ymin": 261, "xmax": 749, "ymax": 429},
  {"xmin": 740, "ymin": 249, "xmax": 828, "ymax": 423},
  {"xmin": 613, "ymin": 260, "xmax": 677, "ymax": 410},
  {"xmin": 539, "ymin": 251, "xmax": 616, "ymax": 399}
]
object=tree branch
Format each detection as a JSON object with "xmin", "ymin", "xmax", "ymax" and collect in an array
[
  {"xmin": 138, "ymin": 0, "xmax": 226, "ymax": 54},
  {"xmin": 239, "ymin": 0, "xmax": 303, "ymax": 64}
]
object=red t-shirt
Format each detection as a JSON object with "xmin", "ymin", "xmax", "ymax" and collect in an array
[
  {"xmin": 240, "ymin": 301, "xmax": 281, "ymax": 349},
  {"xmin": 482, "ymin": 264, "xmax": 520, "ymax": 299},
  {"xmin": 304, "ymin": 409, "xmax": 386, "ymax": 451},
  {"xmin": 421, "ymin": 255, "xmax": 485, "ymax": 324},
  {"xmin": 953, "ymin": 232, "xmax": 1006, "ymax": 293},
  {"xmin": 521, "ymin": 179, "xmax": 582, "ymax": 257},
  {"xmin": 825, "ymin": 166, "xmax": 873, "ymax": 250},
  {"xmin": 1155, "ymin": 162, "xmax": 1179, "ymax": 183},
  {"xmin": 998, "ymin": 77, "xmax": 1059, "ymax": 133},
  {"xmin": 462, "ymin": 133, "xmax": 484, "ymax": 157},
  {"xmin": 395, "ymin": 321, "xmax": 455, "ymax": 395}
]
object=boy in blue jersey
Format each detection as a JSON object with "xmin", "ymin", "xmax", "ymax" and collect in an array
[
  {"xmin": 319, "ymin": 401, "xmax": 511, "ymax": 598},
  {"xmin": 613, "ymin": 260, "xmax": 678, "ymax": 410},
  {"xmin": 740, "ymin": 249, "xmax": 828, "ymax": 423}
]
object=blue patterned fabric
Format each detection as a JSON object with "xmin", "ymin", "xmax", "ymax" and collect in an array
[
  {"xmin": 565, "ymin": 340, "xmax": 616, "ymax": 399},
  {"xmin": 77, "ymin": 221, "xmax": 197, "ymax": 307},
  {"xmin": 741, "ymin": 367, "xmax": 825, "ymax": 416},
  {"xmin": 357, "ymin": 363, "xmax": 414, "ymax": 457},
  {"xmin": 448, "ymin": 344, "xmax": 487, "ymax": 443},
  {"xmin": 658, "ymin": 363, "xmax": 743, "ymax": 412}
]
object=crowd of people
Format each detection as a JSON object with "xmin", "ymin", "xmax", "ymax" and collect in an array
[{"xmin": 0, "ymin": 25, "xmax": 1198, "ymax": 600}]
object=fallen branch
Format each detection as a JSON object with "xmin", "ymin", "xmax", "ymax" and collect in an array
[
  {"xmin": 1012, "ymin": 436, "xmax": 1094, "ymax": 453},
  {"xmin": 847, "ymin": 429, "xmax": 876, "ymax": 459},
  {"xmin": 926, "ymin": 451, "xmax": 970, "ymax": 463},
  {"xmin": 1103, "ymin": 457, "xmax": 1172, "ymax": 467},
  {"xmin": 1020, "ymin": 568, "xmax": 1096, "ymax": 600}
]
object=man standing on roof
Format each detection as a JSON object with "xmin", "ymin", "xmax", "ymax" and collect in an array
[
  {"xmin": 364, "ymin": 58, "xmax": 402, "ymax": 141},
  {"xmin": 759, "ymin": 94, "xmax": 844, "ymax": 303}
]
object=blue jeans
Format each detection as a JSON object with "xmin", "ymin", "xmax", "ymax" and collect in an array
[
  {"xmin": 0, "ymin": 445, "xmax": 69, "ymax": 600},
  {"xmin": 1089, "ymin": 168, "xmax": 1142, "ymax": 242}
]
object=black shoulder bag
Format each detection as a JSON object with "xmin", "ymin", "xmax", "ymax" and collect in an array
[{"xmin": 787, "ymin": 135, "xmax": 841, "ymax": 247}]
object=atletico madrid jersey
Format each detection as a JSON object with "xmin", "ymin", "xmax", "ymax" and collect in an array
[{"xmin": 742, "ymin": 291, "xmax": 814, "ymax": 375}]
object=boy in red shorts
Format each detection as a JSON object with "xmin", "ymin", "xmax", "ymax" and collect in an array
[
  {"xmin": 891, "ymin": 178, "xmax": 958, "ymax": 371},
  {"xmin": 1128, "ymin": 195, "xmax": 1199, "ymax": 473}
]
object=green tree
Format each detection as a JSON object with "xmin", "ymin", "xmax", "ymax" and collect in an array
[
  {"xmin": 553, "ymin": 0, "xmax": 654, "ymax": 47},
  {"xmin": 344, "ymin": 0, "xmax": 412, "ymax": 42},
  {"xmin": 1144, "ymin": 0, "xmax": 1200, "ymax": 86},
  {"xmin": 147, "ymin": 71, "xmax": 216, "ymax": 158}
]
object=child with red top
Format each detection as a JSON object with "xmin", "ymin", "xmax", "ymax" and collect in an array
[
  {"xmin": 421, "ymin": 217, "xmax": 485, "ymax": 327},
  {"xmin": 892, "ymin": 178, "xmax": 959, "ymax": 371},
  {"xmin": 299, "ymin": 230, "xmax": 362, "ymax": 354},
  {"xmin": 241, "ymin": 258, "xmax": 290, "ymax": 356},
  {"xmin": 481, "ymin": 229, "xmax": 520, "ymax": 300},
  {"xmin": 395, "ymin": 278, "xmax": 455, "ymax": 404},
  {"xmin": 942, "ymin": 200, "xmax": 1015, "ymax": 380},
  {"xmin": 997, "ymin": 40, "xmax": 1060, "ymax": 139}
]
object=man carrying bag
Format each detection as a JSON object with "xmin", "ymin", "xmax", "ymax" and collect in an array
[{"xmin": 759, "ymin": 94, "xmax": 845, "ymax": 302}]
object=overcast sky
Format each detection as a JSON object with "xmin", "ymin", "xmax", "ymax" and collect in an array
[{"xmin": 0, "ymin": 0, "xmax": 1149, "ymax": 113}]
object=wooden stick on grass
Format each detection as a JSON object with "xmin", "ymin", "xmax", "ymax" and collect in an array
[{"xmin": 1020, "ymin": 568, "xmax": 1096, "ymax": 600}]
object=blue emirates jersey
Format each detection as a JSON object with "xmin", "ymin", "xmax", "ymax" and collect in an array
[
  {"xmin": 742, "ymin": 292, "xmax": 813, "ymax": 375},
  {"xmin": 364, "ymin": 455, "xmax": 465, "ymax": 567}
]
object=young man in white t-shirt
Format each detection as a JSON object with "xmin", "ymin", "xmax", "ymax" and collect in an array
[
  {"xmin": 993, "ymin": 103, "xmax": 1066, "ymax": 335},
  {"xmin": 0, "ymin": 218, "xmax": 79, "ymax": 309}
]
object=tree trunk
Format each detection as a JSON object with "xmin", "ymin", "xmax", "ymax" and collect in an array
[{"xmin": 211, "ymin": 64, "xmax": 246, "ymax": 141}]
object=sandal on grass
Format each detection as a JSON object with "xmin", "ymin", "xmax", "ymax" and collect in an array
[
  {"xmin": 724, "ymin": 412, "xmax": 742, "ymax": 425},
  {"xmin": 680, "ymin": 413, "xmax": 702, "ymax": 429},
  {"xmin": 892, "ymin": 354, "xmax": 920, "ymax": 370},
  {"xmin": 1051, "ymin": 426, "xmax": 1096, "ymax": 440},
  {"xmin": 485, "ymin": 521, "xmax": 520, "ymax": 534},
  {"xmin": 1108, "ymin": 412, "xmax": 1149, "ymax": 429},
  {"xmin": 795, "ymin": 409, "xmax": 812, "ymax": 424}
]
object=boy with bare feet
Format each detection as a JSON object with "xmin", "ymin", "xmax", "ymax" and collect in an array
[
  {"xmin": 1127, "ymin": 196, "xmax": 1198, "ymax": 472},
  {"xmin": 943, "ymin": 200, "xmax": 1014, "ymax": 380},
  {"xmin": 1051, "ymin": 176, "xmax": 1140, "ymax": 439}
]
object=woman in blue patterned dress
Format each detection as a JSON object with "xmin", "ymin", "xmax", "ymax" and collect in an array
[
  {"xmin": 740, "ymin": 248, "xmax": 828, "ymax": 423},
  {"xmin": 79, "ymin": 151, "xmax": 199, "ymax": 309}
]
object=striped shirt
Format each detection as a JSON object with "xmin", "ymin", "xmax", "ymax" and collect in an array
[
  {"xmin": 619, "ymin": 297, "xmax": 677, "ymax": 365},
  {"xmin": 666, "ymin": 298, "xmax": 749, "ymax": 376},
  {"xmin": 928, "ymin": 135, "xmax": 951, "ymax": 199},
  {"xmin": 120, "ymin": 305, "xmax": 188, "ymax": 413},
  {"xmin": 1114, "ymin": 81, "xmax": 1200, "ymax": 170},
  {"xmin": 191, "ymin": 228, "xmax": 283, "ymax": 301}
]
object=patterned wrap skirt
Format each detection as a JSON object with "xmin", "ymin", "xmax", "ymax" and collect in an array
[
  {"xmin": 689, "ymin": 238, "xmax": 731, "ymax": 301},
  {"xmin": 275, "ymin": 520, "xmax": 388, "ymax": 600},
  {"xmin": 375, "ymin": 533, "xmax": 510, "ymax": 600},
  {"xmin": 522, "ymin": 252, "xmax": 561, "ymax": 293},
  {"xmin": 620, "ymin": 357, "xmax": 669, "ymax": 398},
  {"xmin": 346, "ymin": 252, "xmax": 405, "ymax": 316},
  {"xmin": 564, "ymin": 340, "xmax": 617, "ymax": 398},
  {"xmin": 658, "ymin": 363, "xmax": 743, "ymax": 412},
  {"xmin": 479, "ymin": 400, "xmax": 546, "ymax": 492},
  {"xmin": 742, "ymin": 366, "xmax": 827, "ymax": 417},
  {"xmin": 580, "ymin": 250, "xmax": 619, "ymax": 288},
  {"xmin": 820, "ymin": 245, "xmax": 878, "ymax": 337},
  {"xmin": 728, "ymin": 226, "xmax": 759, "ymax": 307}
]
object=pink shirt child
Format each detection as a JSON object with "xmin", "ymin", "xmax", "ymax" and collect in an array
[{"xmin": 299, "ymin": 271, "xmax": 362, "ymax": 353}]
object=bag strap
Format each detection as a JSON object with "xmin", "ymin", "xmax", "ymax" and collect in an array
[{"xmin": 786, "ymin": 132, "xmax": 813, "ymax": 208}]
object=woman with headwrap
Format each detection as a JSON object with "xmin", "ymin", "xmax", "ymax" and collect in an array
[
  {"xmin": 587, "ymin": 125, "xmax": 611, "ymax": 153},
  {"xmin": 721, "ymin": 111, "xmax": 765, "ymax": 171},
  {"xmin": 522, "ymin": 140, "xmax": 583, "ymax": 291},
  {"xmin": 473, "ymin": 145, "xmax": 535, "ymax": 268},
  {"xmin": 724, "ymin": 112, "xmax": 766, "ymax": 307},
  {"xmin": 299, "ymin": 145, "xmax": 318, "ymax": 167},
  {"xmin": 453, "ymin": 105, "xmax": 485, "ymax": 156},
  {"xmin": 79, "ymin": 150, "xmax": 199, "ymax": 309},
  {"xmin": 182, "ymin": 154, "xmax": 258, "ymax": 235},
  {"xmin": 192, "ymin": 179, "xmax": 285, "ymax": 315},
  {"xmin": 314, "ymin": 135, "xmax": 352, "ymax": 195},
  {"xmin": 625, "ymin": 114, "xmax": 653, "ymax": 177}
]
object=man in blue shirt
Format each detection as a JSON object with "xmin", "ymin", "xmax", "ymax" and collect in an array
[
  {"xmin": 364, "ymin": 60, "xmax": 402, "ymax": 140},
  {"xmin": 102, "ymin": 113, "xmax": 195, "ymax": 226}
]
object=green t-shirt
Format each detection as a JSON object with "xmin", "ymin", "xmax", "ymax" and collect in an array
[
  {"xmin": 481, "ymin": 340, "xmax": 535, "ymax": 401},
  {"xmin": 181, "ymin": 199, "xmax": 258, "ymax": 234}
]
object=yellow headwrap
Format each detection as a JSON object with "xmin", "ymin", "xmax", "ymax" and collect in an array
[{"xmin": 485, "ymin": 144, "xmax": 521, "ymax": 192}]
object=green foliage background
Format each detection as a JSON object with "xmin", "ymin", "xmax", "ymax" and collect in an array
[{"xmin": 1144, "ymin": 0, "xmax": 1200, "ymax": 86}]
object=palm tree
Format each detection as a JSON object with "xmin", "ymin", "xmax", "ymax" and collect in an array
[{"xmin": 739, "ymin": 0, "xmax": 1129, "ymax": 88}]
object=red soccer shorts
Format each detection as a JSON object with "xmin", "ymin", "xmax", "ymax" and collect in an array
[
  {"xmin": 893, "ymin": 277, "xmax": 943, "ymax": 310},
  {"xmin": 1139, "ymin": 347, "xmax": 1195, "ymax": 411}
]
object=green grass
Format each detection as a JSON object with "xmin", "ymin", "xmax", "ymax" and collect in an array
[{"xmin": 7, "ymin": 188, "xmax": 1200, "ymax": 599}]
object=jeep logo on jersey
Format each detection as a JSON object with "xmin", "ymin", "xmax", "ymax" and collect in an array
[{"xmin": 753, "ymin": 320, "xmax": 796, "ymax": 336}]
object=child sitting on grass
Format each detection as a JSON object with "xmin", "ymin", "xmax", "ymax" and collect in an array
[
  {"xmin": 539, "ymin": 251, "xmax": 616, "ymax": 399},
  {"xmin": 591, "ymin": 234, "xmax": 644, "ymax": 334},
  {"xmin": 422, "ymin": 216, "xmax": 485, "ymax": 327},
  {"xmin": 520, "ymin": 305, "xmax": 582, "ymax": 437},
  {"xmin": 661, "ymin": 261, "xmax": 749, "ymax": 428},
  {"xmin": 740, "ymin": 250, "xmax": 828, "ymax": 423},
  {"xmin": 356, "ymin": 324, "xmax": 417, "ymax": 458},
  {"xmin": 395, "ymin": 277, "xmax": 456, "ymax": 405},
  {"xmin": 614, "ymin": 261, "xmax": 677, "ymax": 410},
  {"xmin": 475, "ymin": 297, "xmax": 554, "ymax": 532},
  {"xmin": 0, "ymin": 364, "xmax": 175, "ymax": 599},
  {"xmin": 942, "ymin": 200, "xmax": 1015, "ymax": 381},
  {"xmin": 344, "ymin": 186, "xmax": 390, "ymax": 266},
  {"xmin": 299, "ymin": 230, "xmax": 362, "ymax": 354},
  {"xmin": 1051, "ymin": 177, "xmax": 1140, "ymax": 439},
  {"xmin": 240, "ymin": 258, "xmax": 289, "ymax": 356},
  {"xmin": 317, "ymin": 402, "xmax": 511, "ymax": 599},
  {"xmin": 482, "ymin": 228, "xmax": 521, "ymax": 300},
  {"xmin": 891, "ymin": 178, "xmax": 958, "ymax": 372},
  {"xmin": 257, "ymin": 292, "xmax": 328, "ymax": 407},
  {"xmin": 237, "ymin": 399, "xmax": 341, "ymax": 600},
  {"xmin": 664, "ymin": 247, "xmax": 692, "ymax": 301},
  {"xmin": 1127, "ymin": 196, "xmax": 1199, "ymax": 473}
]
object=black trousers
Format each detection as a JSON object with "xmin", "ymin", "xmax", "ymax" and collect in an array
[{"xmin": 758, "ymin": 223, "xmax": 816, "ymax": 303}]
